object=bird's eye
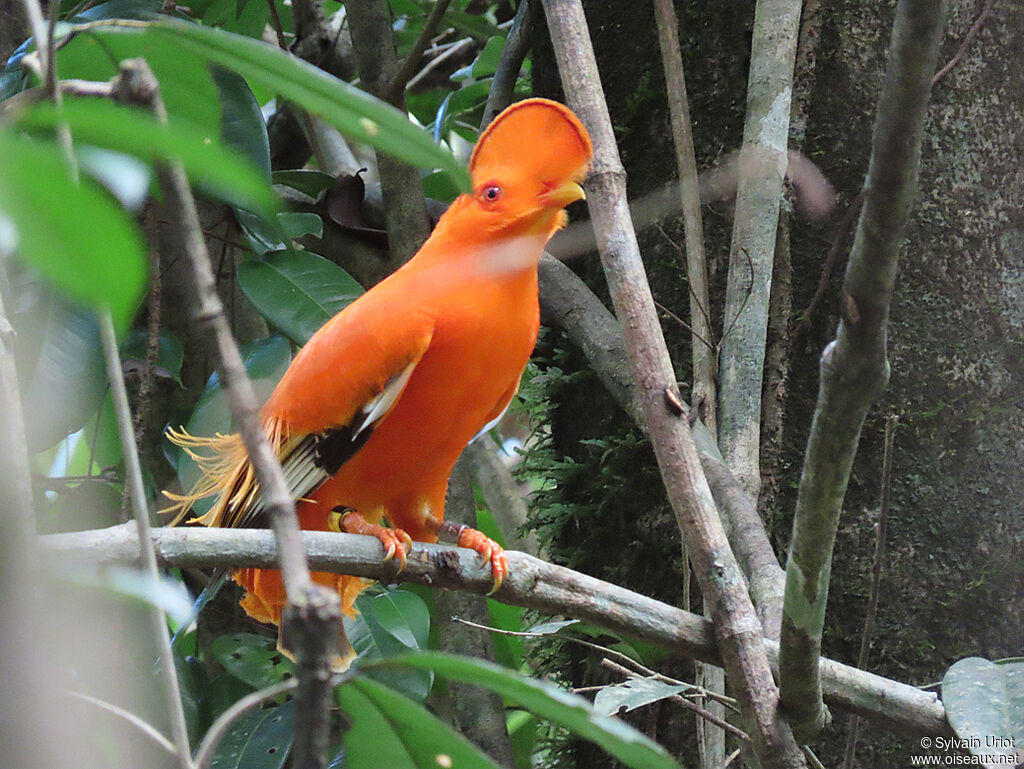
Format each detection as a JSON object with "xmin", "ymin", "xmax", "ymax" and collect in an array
[{"xmin": 481, "ymin": 185, "xmax": 502, "ymax": 202}]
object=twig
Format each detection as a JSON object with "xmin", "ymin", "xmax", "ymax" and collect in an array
[
  {"xmin": 791, "ymin": 190, "xmax": 865, "ymax": 342},
  {"xmin": 600, "ymin": 659, "xmax": 749, "ymax": 742},
  {"xmin": 193, "ymin": 679, "xmax": 299, "ymax": 769},
  {"xmin": 266, "ymin": 0, "xmax": 289, "ymax": 49},
  {"xmin": 842, "ymin": 414, "xmax": 898, "ymax": 769},
  {"xmin": 111, "ymin": 58, "xmax": 340, "ymax": 769},
  {"xmin": 406, "ymin": 37, "xmax": 474, "ymax": 92},
  {"xmin": 388, "ymin": 0, "xmax": 453, "ymax": 103},
  {"xmin": 932, "ymin": 0, "xmax": 993, "ymax": 86},
  {"xmin": 723, "ymin": 748, "xmax": 743, "ymax": 768},
  {"xmin": 481, "ymin": 0, "xmax": 535, "ymax": 127},
  {"xmin": 652, "ymin": 0, "xmax": 716, "ymax": 436},
  {"xmin": 69, "ymin": 690, "xmax": 177, "ymax": 757},
  {"xmin": 779, "ymin": 0, "xmax": 948, "ymax": 740},
  {"xmin": 654, "ymin": 299, "xmax": 716, "ymax": 355},
  {"xmin": 41, "ymin": 521, "xmax": 953, "ymax": 737},
  {"xmin": 99, "ymin": 310, "xmax": 195, "ymax": 769}
]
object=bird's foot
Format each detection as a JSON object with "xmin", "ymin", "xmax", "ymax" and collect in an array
[
  {"xmin": 439, "ymin": 522, "xmax": 508, "ymax": 594},
  {"xmin": 329, "ymin": 507, "xmax": 412, "ymax": 571}
]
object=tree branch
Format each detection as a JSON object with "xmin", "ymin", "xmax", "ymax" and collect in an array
[
  {"xmin": 652, "ymin": 0, "xmax": 715, "ymax": 437},
  {"xmin": 387, "ymin": 0, "xmax": 453, "ymax": 103},
  {"xmin": 538, "ymin": 2, "xmax": 803, "ymax": 765},
  {"xmin": 481, "ymin": 0, "xmax": 535, "ymax": 127},
  {"xmin": 41, "ymin": 522, "xmax": 951, "ymax": 738},
  {"xmin": 716, "ymin": 0, "xmax": 803, "ymax": 498},
  {"xmin": 112, "ymin": 57, "xmax": 340, "ymax": 769},
  {"xmin": 778, "ymin": 0, "xmax": 948, "ymax": 739}
]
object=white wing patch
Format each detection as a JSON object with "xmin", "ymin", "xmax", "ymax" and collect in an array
[
  {"xmin": 352, "ymin": 359, "xmax": 419, "ymax": 440},
  {"xmin": 469, "ymin": 390, "xmax": 516, "ymax": 446}
]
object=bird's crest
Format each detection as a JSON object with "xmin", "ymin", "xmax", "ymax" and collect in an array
[{"xmin": 470, "ymin": 98, "xmax": 592, "ymax": 189}]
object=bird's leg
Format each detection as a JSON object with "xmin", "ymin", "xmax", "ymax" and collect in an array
[
  {"xmin": 437, "ymin": 520, "xmax": 509, "ymax": 594},
  {"xmin": 329, "ymin": 506, "xmax": 412, "ymax": 570}
]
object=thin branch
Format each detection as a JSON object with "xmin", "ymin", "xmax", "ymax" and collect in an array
[
  {"xmin": 652, "ymin": 0, "xmax": 716, "ymax": 436},
  {"xmin": 40, "ymin": 522, "xmax": 952, "ymax": 736},
  {"xmin": 779, "ymin": 0, "xmax": 948, "ymax": 739},
  {"xmin": 111, "ymin": 58, "xmax": 340, "ymax": 769},
  {"xmin": 600, "ymin": 659, "xmax": 749, "ymax": 743},
  {"xmin": 481, "ymin": 0, "xmax": 535, "ymax": 127},
  {"xmin": 69, "ymin": 690, "xmax": 177, "ymax": 757},
  {"xmin": 388, "ymin": 0, "xmax": 453, "ymax": 103},
  {"xmin": 99, "ymin": 310, "xmax": 196, "ymax": 769},
  {"xmin": 193, "ymin": 679, "xmax": 298, "ymax": 769},
  {"xmin": 932, "ymin": 0, "xmax": 993, "ymax": 86},
  {"xmin": 406, "ymin": 37, "xmax": 474, "ymax": 92},
  {"xmin": 842, "ymin": 414, "xmax": 898, "ymax": 769}
]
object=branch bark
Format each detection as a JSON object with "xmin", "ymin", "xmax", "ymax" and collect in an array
[
  {"xmin": 539, "ymin": 2, "xmax": 803, "ymax": 766},
  {"xmin": 112, "ymin": 57, "xmax": 341, "ymax": 769},
  {"xmin": 652, "ymin": 0, "xmax": 715, "ymax": 437},
  {"xmin": 42, "ymin": 522, "xmax": 951, "ymax": 738},
  {"xmin": 716, "ymin": 0, "xmax": 803, "ymax": 498},
  {"xmin": 778, "ymin": 0, "xmax": 948, "ymax": 740}
]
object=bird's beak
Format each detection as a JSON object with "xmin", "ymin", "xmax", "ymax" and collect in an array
[{"xmin": 541, "ymin": 180, "xmax": 586, "ymax": 209}]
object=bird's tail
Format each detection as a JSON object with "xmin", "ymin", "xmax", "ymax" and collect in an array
[{"xmin": 161, "ymin": 417, "xmax": 290, "ymax": 528}]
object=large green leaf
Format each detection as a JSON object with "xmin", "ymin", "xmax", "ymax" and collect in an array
[
  {"xmin": 212, "ymin": 633, "xmax": 297, "ymax": 690},
  {"xmin": 335, "ymin": 676, "xmax": 501, "ymax": 769},
  {"xmin": 13, "ymin": 296, "xmax": 108, "ymax": 451},
  {"xmin": 16, "ymin": 99, "xmax": 278, "ymax": 218},
  {"xmin": 207, "ymin": 700, "xmax": 294, "ymax": 769},
  {"xmin": 0, "ymin": 133, "xmax": 146, "ymax": 330},
  {"xmin": 238, "ymin": 250, "xmax": 363, "ymax": 345},
  {"xmin": 120, "ymin": 329, "xmax": 184, "ymax": 384},
  {"xmin": 593, "ymin": 678, "xmax": 688, "ymax": 718},
  {"xmin": 349, "ymin": 587, "xmax": 433, "ymax": 703},
  {"xmin": 368, "ymin": 652, "xmax": 680, "ymax": 769},
  {"xmin": 943, "ymin": 658, "xmax": 1024, "ymax": 763},
  {"xmin": 79, "ymin": 19, "xmax": 471, "ymax": 190}
]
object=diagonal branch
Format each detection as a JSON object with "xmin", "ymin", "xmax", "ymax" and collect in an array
[
  {"xmin": 778, "ymin": 0, "xmax": 948, "ymax": 740},
  {"xmin": 538, "ymin": 1, "xmax": 803, "ymax": 766},
  {"xmin": 112, "ymin": 57, "xmax": 341, "ymax": 769},
  {"xmin": 41, "ymin": 522, "xmax": 951, "ymax": 738}
]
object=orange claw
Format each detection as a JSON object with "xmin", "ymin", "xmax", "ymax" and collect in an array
[
  {"xmin": 456, "ymin": 527, "xmax": 509, "ymax": 594},
  {"xmin": 331, "ymin": 508, "xmax": 412, "ymax": 571}
]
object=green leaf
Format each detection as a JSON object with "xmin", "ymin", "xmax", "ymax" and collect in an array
[
  {"xmin": 523, "ymin": 619, "xmax": 580, "ymax": 636},
  {"xmin": 272, "ymin": 170, "xmax": 338, "ymax": 199},
  {"xmin": 141, "ymin": 19, "xmax": 470, "ymax": 190},
  {"xmin": 593, "ymin": 678, "xmax": 688, "ymax": 718},
  {"xmin": 238, "ymin": 250, "xmax": 363, "ymax": 345},
  {"xmin": 996, "ymin": 659, "xmax": 1024, "ymax": 752},
  {"xmin": 213, "ymin": 65, "xmax": 271, "ymax": 178},
  {"xmin": 348, "ymin": 586, "xmax": 433, "ymax": 703},
  {"xmin": 120, "ymin": 329, "xmax": 184, "ymax": 384},
  {"xmin": 212, "ymin": 632, "xmax": 297, "ymax": 690},
  {"xmin": 56, "ymin": 24, "xmax": 222, "ymax": 134},
  {"xmin": 0, "ymin": 133, "xmax": 147, "ymax": 330},
  {"xmin": 278, "ymin": 212, "xmax": 323, "ymax": 240},
  {"xmin": 207, "ymin": 700, "xmax": 294, "ymax": 769},
  {"xmin": 335, "ymin": 676, "xmax": 502, "ymax": 769},
  {"xmin": 942, "ymin": 657, "xmax": 1022, "ymax": 763},
  {"xmin": 16, "ymin": 99, "xmax": 278, "ymax": 218},
  {"xmin": 369, "ymin": 652, "xmax": 680, "ymax": 769},
  {"xmin": 471, "ymin": 35, "xmax": 505, "ymax": 79}
]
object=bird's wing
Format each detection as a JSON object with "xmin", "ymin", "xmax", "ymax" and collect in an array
[{"xmin": 165, "ymin": 300, "xmax": 435, "ymax": 529}]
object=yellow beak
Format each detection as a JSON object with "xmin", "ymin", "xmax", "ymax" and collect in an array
[{"xmin": 541, "ymin": 180, "xmax": 586, "ymax": 209}]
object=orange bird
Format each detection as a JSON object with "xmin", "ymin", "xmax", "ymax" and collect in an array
[{"xmin": 165, "ymin": 98, "xmax": 592, "ymax": 666}]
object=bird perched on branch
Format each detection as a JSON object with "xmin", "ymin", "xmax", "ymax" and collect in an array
[{"xmin": 164, "ymin": 98, "xmax": 593, "ymax": 668}]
